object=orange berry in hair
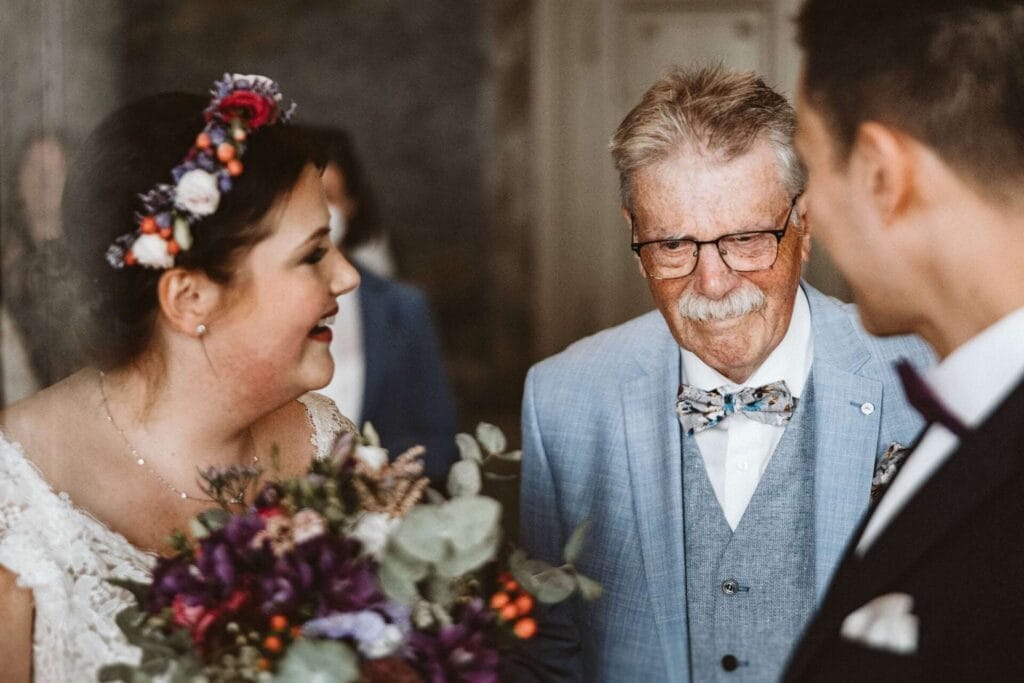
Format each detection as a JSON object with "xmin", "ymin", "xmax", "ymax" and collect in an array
[
  {"xmin": 124, "ymin": 251, "xmax": 137, "ymax": 266},
  {"xmin": 504, "ymin": 580, "xmax": 519, "ymax": 592},
  {"xmin": 515, "ymin": 594, "xmax": 534, "ymax": 615},
  {"xmin": 291, "ymin": 625, "xmax": 302, "ymax": 640},
  {"xmin": 140, "ymin": 216, "xmax": 157, "ymax": 234},
  {"xmin": 216, "ymin": 142, "xmax": 236, "ymax": 162},
  {"xmin": 195, "ymin": 132, "xmax": 212, "ymax": 149},
  {"xmin": 514, "ymin": 617, "xmax": 538, "ymax": 639},
  {"xmin": 227, "ymin": 159, "xmax": 243, "ymax": 176},
  {"xmin": 499, "ymin": 603, "xmax": 519, "ymax": 621},
  {"xmin": 258, "ymin": 657, "xmax": 272, "ymax": 671},
  {"xmin": 270, "ymin": 614, "xmax": 288, "ymax": 632},
  {"xmin": 159, "ymin": 227, "xmax": 172, "ymax": 239},
  {"xmin": 263, "ymin": 635, "xmax": 283, "ymax": 653},
  {"xmin": 489, "ymin": 592, "xmax": 510, "ymax": 610},
  {"xmin": 166, "ymin": 239, "xmax": 181, "ymax": 256}
]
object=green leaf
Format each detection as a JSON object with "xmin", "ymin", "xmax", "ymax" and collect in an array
[
  {"xmin": 198, "ymin": 507, "xmax": 230, "ymax": 533},
  {"xmin": 362, "ymin": 421, "xmax": 382, "ymax": 448},
  {"xmin": 442, "ymin": 496, "xmax": 502, "ymax": 551},
  {"xmin": 273, "ymin": 639, "xmax": 360, "ymax": 683},
  {"xmin": 377, "ymin": 557, "xmax": 421, "ymax": 604},
  {"xmin": 96, "ymin": 664, "xmax": 136, "ymax": 682},
  {"xmin": 455, "ymin": 432, "xmax": 483, "ymax": 463},
  {"xmin": 105, "ymin": 578, "xmax": 152, "ymax": 607},
  {"xmin": 447, "ymin": 459, "xmax": 482, "ymax": 498},
  {"xmin": 435, "ymin": 536, "xmax": 499, "ymax": 577},
  {"xmin": 391, "ymin": 506, "xmax": 446, "ymax": 563},
  {"xmin": 576, "ymin": 573, "xmax": 604, "ymax": 601},
  {"xmin": 527, "ymin": 567, "xmax": 578, "ymax": 604},
  {"xmin": 563, "ymin": 520, "xmax": 591, "ymax": 564},
  {"xmin": 475, "ymin": 422, "xmax": 507, "ymax": 455}
]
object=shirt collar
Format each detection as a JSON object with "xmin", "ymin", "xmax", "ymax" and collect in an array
[
  {"xmin": 680, "ymin": 287, "xmax": 814, "ymax": 397},
  {"xmin": 925, "ymin": 305, "xmax": 1024, "ymax": 428}
]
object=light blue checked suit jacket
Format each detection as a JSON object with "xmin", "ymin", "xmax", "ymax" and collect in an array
[{"xmin": 516, "ymin": 283, "xmax": 932, "ymax": 682}]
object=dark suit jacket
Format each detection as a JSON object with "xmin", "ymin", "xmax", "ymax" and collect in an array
[
  {"xmin": 358, "ymin": 267, "xmax": 459, "ymax": 484},
  {"xmin": 785, "ymin": 379, "xmax": 1024, "ymax": 682}
]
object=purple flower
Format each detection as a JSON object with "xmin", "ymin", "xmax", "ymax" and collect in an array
[{"xmin": 407, "ymin": 599, "xmax": 500, "ymax": 683}]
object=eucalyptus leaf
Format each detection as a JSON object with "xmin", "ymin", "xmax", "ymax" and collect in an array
[
  {"xmin": 378, "ymin": 554, "xmax": 424, "ymax": 604},
  {"xmin": 188, "ymin": 517, "xmax": 210, "ymax": 540},
  {"xmin": 425, "ymin": 575, "xmax": 458, "ymax": 607},
  {"xmin": 273, "ymin": 639, "xmax": 360, "ymax": 683},
  {"xmin": 576, "ymin": 573, "xmax": 604, "ymax": 601},
  {"xmin": 97, "ymin": 663, "xmax": 137, "ymax": 682},
  {"xmin": 484, "ymin": 449, "xmax": 522, "ymax": 463},
  {"xmin": 391, "ymin": 506, "xmax": 446, "ymax": 563},
  {"xmin": 563, "ymin": 519, "xmax": 591, "ymax": 564},
  {"xmin": 434, "ymin": 536, "xmax": 499, "ymax": 577},
  {"xmin": 424, "ymin": 487, "xmax": 447, "ymax": 505},
  {"xmin": 455, "ymin": 432, "xmax": 483, "ymax": 463},
  {"xmin": 381, "ymin": 543, "xmax": 431, "ymax": 583},
  {"xmin": 475, "ymin": 422, "xmax": 507, "ymax": 455},
  {"xmin": 528, "ymin": 567, "xmax": 578, "ymax": 604},
  {"xmin": 442, "ymin": 496, "xmax": 502, "ymax": 551},
  {"xmin": 362, "ymin": 421, "xmax": 382, "ymax": 448},
  {"xmin": 447, "ymin": 459, "xmax": 482, "ymax": 498},
  {"xmin": 197, "ymin": 507, "xmax": 230, "ymax": 533},
  {"xmin": 106, "ymin": 578, "xmax": 152, "ymax": 607}
]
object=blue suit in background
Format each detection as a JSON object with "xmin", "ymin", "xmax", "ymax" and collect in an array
[
  {"xmin": 358, "ymin": 267, "xmax": 458, "ymax": 484},
  {"xmin": 516, "ymin": 283, "xmax": 932, "ymax": 681}
]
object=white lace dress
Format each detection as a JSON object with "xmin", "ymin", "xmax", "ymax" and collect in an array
[{"xmin": 0, "ymin": 393, "xmax": 355, "ymax": 682}]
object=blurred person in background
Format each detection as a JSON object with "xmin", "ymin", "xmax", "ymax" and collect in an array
[{"xmin": 303, "ymin": 125, "xmax": 458, "ymax": 484}]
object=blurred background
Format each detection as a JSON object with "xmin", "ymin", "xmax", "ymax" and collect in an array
[{"xmin": 0, "ymin": 0, "xmax": 849, "ymax": 442}]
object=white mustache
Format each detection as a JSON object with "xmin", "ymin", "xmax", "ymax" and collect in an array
[{"xmin": 676, "ymin": 284, "xmax": 767, "ymax": 322}]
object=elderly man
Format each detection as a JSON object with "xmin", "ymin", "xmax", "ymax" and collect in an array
[
  {"xmin": 517, "ymin": 66, "xmax": 931, "ymax": 682},
  {"xmin": 785, "ymin": 1, "xmax": 1024, "ymax": 680}
]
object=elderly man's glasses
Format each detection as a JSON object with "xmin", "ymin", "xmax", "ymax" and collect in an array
[{"xmin": 630, "ymin": 196, "xmax": 799, "ymax": 280}]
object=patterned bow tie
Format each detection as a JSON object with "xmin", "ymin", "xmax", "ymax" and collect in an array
[{"xmin": 676, "ymin": 380, "xmax": 796, "ymax": 434}]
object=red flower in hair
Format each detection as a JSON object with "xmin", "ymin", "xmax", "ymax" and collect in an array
[{"xmin": 217, "ymin": 90, "xmax": 276, "ymax": 128}]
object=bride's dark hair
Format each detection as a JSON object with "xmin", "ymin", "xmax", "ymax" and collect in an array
[{"xmin": 57, "ymin": 91, "xmax": 316, "ymax": 371}]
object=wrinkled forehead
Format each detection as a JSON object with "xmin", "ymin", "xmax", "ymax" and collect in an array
[{"xmin": 630, "ymin": 142, "xmax": 790, "ymax": 236}]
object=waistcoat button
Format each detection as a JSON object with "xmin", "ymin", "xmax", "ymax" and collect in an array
[{"xmin": 721, "ymin": 578, "xmax": 739, "ymax": 595}]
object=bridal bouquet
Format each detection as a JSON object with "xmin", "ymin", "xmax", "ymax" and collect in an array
[{"xmin": 99, "ymin": 424, "xmax": 598, "ymax": 682}]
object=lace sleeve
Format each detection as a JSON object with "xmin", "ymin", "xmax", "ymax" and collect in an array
[{"xmin": 297, "ymin": 392, "xmax": 358, "ymax": 460}]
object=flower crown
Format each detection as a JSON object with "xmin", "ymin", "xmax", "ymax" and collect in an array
[{"xmin": 106, "ymin": 73, "xmax": 296, "ymax": 270}]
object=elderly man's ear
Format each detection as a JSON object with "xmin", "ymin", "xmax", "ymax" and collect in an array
[{"xmin": 795, "ymin": 194, "xmax": 812, "ymax": 262}]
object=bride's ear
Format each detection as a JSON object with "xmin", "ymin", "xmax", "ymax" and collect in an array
[{"xmin": 156, "ymin": 268, "xmax": 222, "ymax": 337}]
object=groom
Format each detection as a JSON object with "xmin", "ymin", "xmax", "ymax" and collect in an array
[
  {"xmin": 786, "ymin": 0, "xmax": 1024, "ymax": 679},
  {"xmin": 517, "ymin": 66, "xmax": 930, "ymax": 682}
]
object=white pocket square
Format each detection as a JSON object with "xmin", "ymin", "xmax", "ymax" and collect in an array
[{"xmin": 840, "ymin": 592, "xmax": 919, "ymax": 655}]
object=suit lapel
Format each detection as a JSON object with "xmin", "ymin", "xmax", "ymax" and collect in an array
[
  {"xmin": 789, "ymin": 373, "xmax": 1024, "ymax": 681},
  {"xmin": 804, "ymin": 285, "xmax": 883, "ymax": 602},
  {"xmin": 622, "ymin": 319, "xmax": 690, "ymax": 677}
]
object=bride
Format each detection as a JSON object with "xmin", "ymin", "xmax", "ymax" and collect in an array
[{"xmin": 0, "ymin": 75, "xmax": 360, "ymax": 681}]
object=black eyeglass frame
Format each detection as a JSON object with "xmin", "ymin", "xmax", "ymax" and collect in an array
[{"xmin": 630, "ymin": 195, "xmax": 800, "ymax": 280}]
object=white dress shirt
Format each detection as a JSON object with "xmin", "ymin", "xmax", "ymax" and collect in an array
[
  {"xmin": 320, "ymin": 290, "xmax": 365, "ymax": 425},
  {"xmin": 857, "ymin": 306, "xmax": 1024, "ymax": 554},
  {"xmin": 681, "ymin": 288, "xmax": 814, "ymax": 530}
]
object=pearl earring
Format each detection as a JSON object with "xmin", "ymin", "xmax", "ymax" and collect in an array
[{"xmin": 196, "ymin": 323, "xmax": 207, "ymax": 337}]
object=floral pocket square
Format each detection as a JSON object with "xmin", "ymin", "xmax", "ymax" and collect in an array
[
  {"xmin": 840, "ymin": 592, "xmax": 919, "ymax": 655},
  {"xmin": 871, "ymin": 442, "xmax": 911, "ymax": 501}
]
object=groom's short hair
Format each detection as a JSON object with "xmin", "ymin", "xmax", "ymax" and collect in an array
[
  {"xmin": 609, "ymin": 65, "xmax": 804, "ymax": 212},
  {"xmin": 798, "ymin": 0, "xmax": 1024, "ymax": 202}
]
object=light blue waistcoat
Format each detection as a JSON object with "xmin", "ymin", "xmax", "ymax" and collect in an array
[{"xmin": 683, "ymin": 379, "xmax": 817, "ymax": 682}]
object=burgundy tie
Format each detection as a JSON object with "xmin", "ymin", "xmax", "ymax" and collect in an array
[{"xmin": 895, "ymin": 359, "xmax": 969, "ymax": 438}]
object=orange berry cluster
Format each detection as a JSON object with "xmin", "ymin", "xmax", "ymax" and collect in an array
[
  {"xmin": 490, "ymin": 574, "xmax": 537, "ymax": 639},
  {"xmin": 257, "ymin": 613, "xmax": 302, "ymax": 671}
]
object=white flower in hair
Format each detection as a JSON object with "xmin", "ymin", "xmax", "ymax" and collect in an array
[
  {"xmin": 174, "ymin": 169, "xmax": 221, "ymax": 217},
  {"xmin": 130, "ymin": 233, "xmax": 174, "ymax": 269}
]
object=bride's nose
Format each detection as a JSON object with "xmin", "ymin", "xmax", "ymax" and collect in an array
[{"xmin": 330, "ymin": 250, "xmax": 360, "ymax": 297}]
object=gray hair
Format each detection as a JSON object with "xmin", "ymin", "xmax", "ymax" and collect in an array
[{"xmin": 610, "ymin": 65, "xmax": 805, "ymax": 212}]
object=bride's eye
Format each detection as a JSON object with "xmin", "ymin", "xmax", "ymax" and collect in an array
[{"xmin": 303, "ymin": 247, "xmax": 328, "ymax": 265}]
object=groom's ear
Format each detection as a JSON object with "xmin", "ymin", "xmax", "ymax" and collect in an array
[
  {"xmin": 156, "ymin": 268, "xmax": 222, "ymax": 336},
  {"xmin": 850, "ymin": 122, "xmax": 916, "ymax": 227}
]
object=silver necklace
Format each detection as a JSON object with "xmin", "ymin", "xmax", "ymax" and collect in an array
[{"xmin": 98, "ymin": 370, "xmax": 259, "ymax": 502}]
